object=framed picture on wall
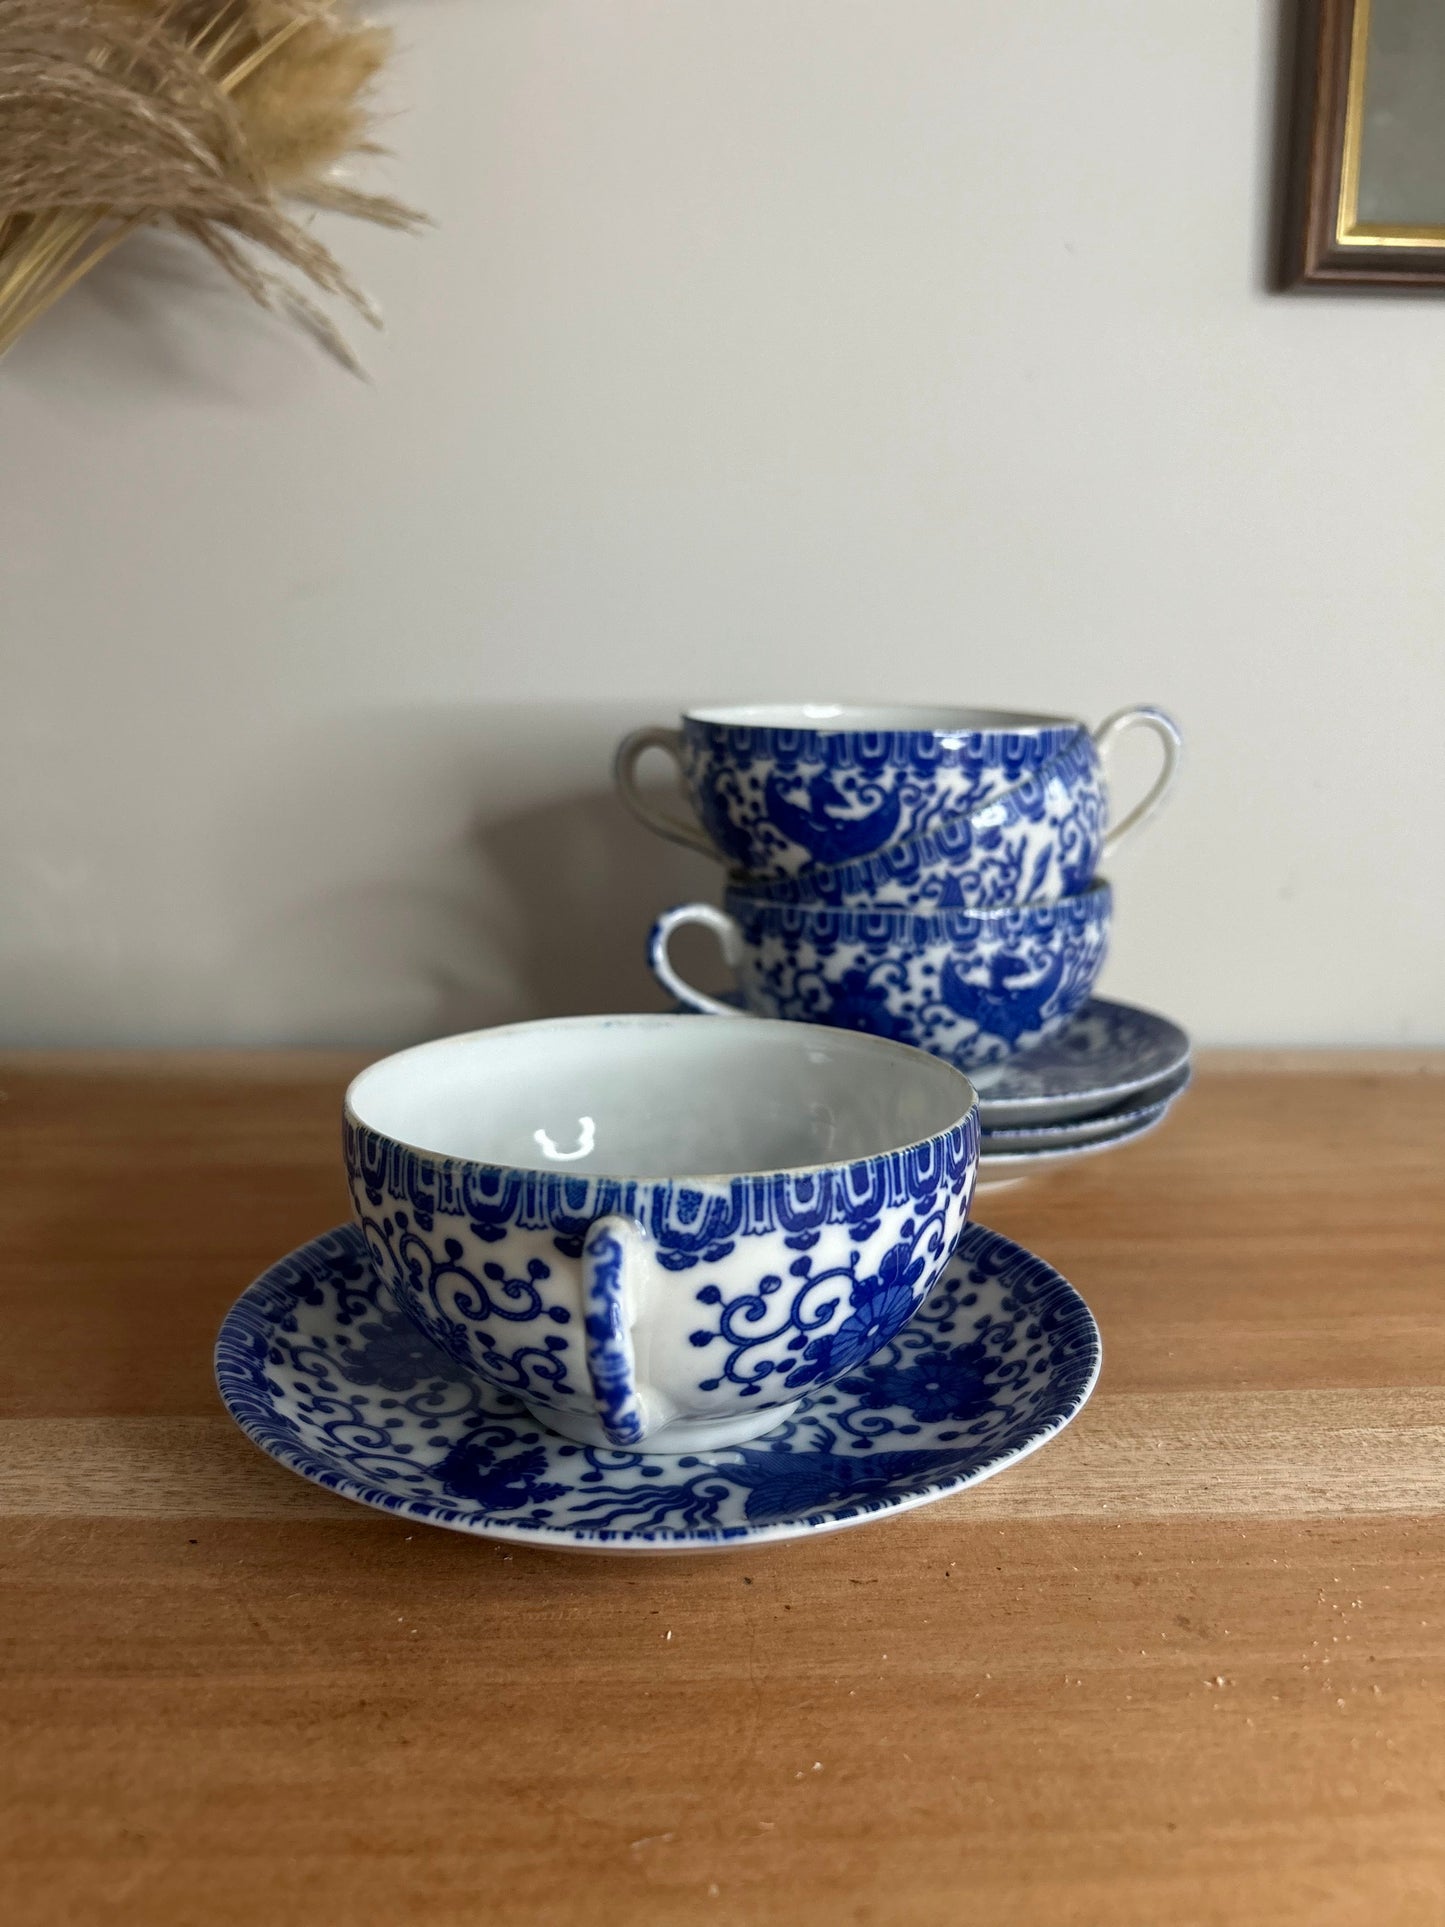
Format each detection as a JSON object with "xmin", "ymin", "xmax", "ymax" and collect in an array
[{"xmin": 1287, "ymin": 0, "xmax": 1445, "ymax": 286}]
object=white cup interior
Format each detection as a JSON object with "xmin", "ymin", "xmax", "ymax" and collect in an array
[
  {"xmin": 687, "ymin": 703, "xmax": 1073, "ymax": 734},
  {"xmin": 347, "ymin": 1015, "xmax": 973, "ymax": 1179}
]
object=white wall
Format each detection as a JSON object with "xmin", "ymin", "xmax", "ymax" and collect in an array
[{"xmin": 2, "ymin": 0, "xmax": 1443, "ymax": 1047}]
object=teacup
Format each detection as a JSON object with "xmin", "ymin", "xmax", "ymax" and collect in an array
[
  {"xmin": 617, "ymin": 703, "xmax": 1179, "ymax": 879},
  {"xmin": 345, "ymin": 1015, "xmax": 978, "ymax": 1454},
  {"xmin": 650, "ymin": 881, "xmax": 1111, "ymax": 1070},
  {"xmin": 738, "ymin": 726, "xmax": 1109, "ymax": 910}
]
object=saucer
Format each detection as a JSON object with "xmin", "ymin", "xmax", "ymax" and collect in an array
[
  {"xmin": 672, "ymin": 989, "xmax": 1189, "ymax": 1130},
  {"xmin": 215, "ymin": 1221, "xmax": 1100, "ymax": 1554},
  {"xmin": 980, "ymin": 1094, "xmax": 1170, "ymax": 1160},
  {"xmin": 970, "ymin": 997, "xmax": 1191, "ymax": 1127},
  {"xmin": 976, "ymin": 1096, "xmax": 1172, "ymax": 1187},
  {"xmin": 980, "ymin": 1062, "xmax": 1191, "ymax": 1151}
]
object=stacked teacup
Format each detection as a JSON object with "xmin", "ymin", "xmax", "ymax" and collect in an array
[{"xmin": 620, "ymin": 704, "xmax": 1180, "ymax": 1074}]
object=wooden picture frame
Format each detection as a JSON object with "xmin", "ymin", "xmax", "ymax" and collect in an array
[{"xmin": 1286, "ymin": 0, "xmax": 1445, "ymax": 287}]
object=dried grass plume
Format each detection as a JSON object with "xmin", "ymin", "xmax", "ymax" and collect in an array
[{"xmin": 0, "ymin": 0, "xmax": 424, "ymax": 369}]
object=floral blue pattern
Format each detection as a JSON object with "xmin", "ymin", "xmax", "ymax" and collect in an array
[
  {"xmin": 345, "ymin": 1105, "xmax": 978, "ymax": 1447},
  {"xmin": 658, "ymin": 883, "xmax": 1111, "ymax": 1073},
  {"xmin": 680, "ymin": 716, "xmax": 1084, "ymax": 876},
  {"xmin": 214, "ymin": 1219, "xmax": 1101, "ymax": 1551},
  {"xmin": 842, "ymin": 1338, "xmax": 992, "ymax": 1423},
  {"xmin": 580, "ymin": 1218, "xmax": 648, "ymax": 1448},
  {"xmin": 738, "ymin": 728, "xmax": 1107, "ymax": 910}
]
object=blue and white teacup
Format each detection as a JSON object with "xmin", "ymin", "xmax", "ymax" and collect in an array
[
  {"xmin": 617, "ymin": 704, "xmax": 1179, "ymax": 880},
  {"xmin": 738, "ymin": 727, "xmax": 1111, "ymax": 910},
  {"xmin": 650, "ymin": 881, "xmax": 1111, "ymax": 1070},
  {"xmin": 345, "ymin": 1015, "xmax": 978, "ymax": 1454}
]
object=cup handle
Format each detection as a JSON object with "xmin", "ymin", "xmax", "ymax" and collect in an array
[
  {"xmin": 1094, "ymin": 706, "xmax": 1183, "ymax": 857},
  {"xmin": 648, "ymin": 903, "xmax": 747, "ymax": 1017},
  {"xmin": 614, "ymin": 726, "xmax": 718, "ymax": 859},
  {"xmin": 581, "ymin": 1214, "xmax": 651, "ymax": 1448}
]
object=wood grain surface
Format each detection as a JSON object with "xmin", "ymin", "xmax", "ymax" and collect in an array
[{"xmin": 1, "ymin": 1053, "xmax": 1443, "ymax": 1927}]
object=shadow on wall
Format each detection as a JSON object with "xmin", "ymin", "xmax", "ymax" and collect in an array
[
  {"xmin": 222, "ymin": 702, "xmax": 727, "ymax": 1047},
  {"xmin": 471, "ymin": 786, "xmax": 730, "ymax": 1022},
  {"xmin": 6, "ymin": 228, "xmax": 321, "ymax": 403}
]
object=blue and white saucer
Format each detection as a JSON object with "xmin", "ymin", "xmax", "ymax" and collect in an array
[
  {"xmin": 977, "ymin": 1097, "xmax": 1174, "ymax": 1190},
  {"xmin": 215, "ymin": 1221, "xmax": 1100, "ymax": 1554},
  {"xmin": 970, "ymin": 997, "xmax": 1191, "ymax": 1127},
  {"xmin": 981, "ymin": 1062, "xmax": 1191, "ymax": 1152},
  {"xmin": 675, "ymin": 990, "xmax": 1189, "ymax": 1131}
]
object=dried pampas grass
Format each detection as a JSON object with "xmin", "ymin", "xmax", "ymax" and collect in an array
[{"xmin": 0, "ymin": 0, "xmax": 424, "ymax": 369}]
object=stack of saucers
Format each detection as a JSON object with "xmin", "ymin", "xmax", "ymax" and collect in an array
[
  {"xmin": 968, "ymin": 996, "xmax": 1192, "ymax": 1187},
  {"xmin": 620, "ymin": 704, "xmax": 1183, "ymax": 1181}
]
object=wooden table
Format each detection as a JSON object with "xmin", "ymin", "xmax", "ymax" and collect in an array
[{"xmin": 2, "ymin": 1053, "xmax": 1443, "ymax": 1927}]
